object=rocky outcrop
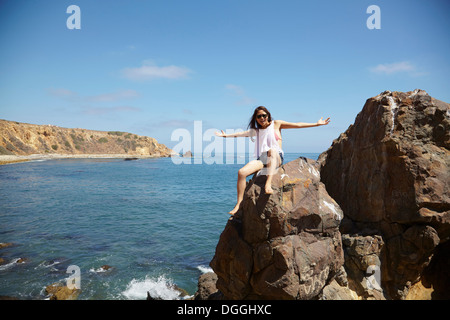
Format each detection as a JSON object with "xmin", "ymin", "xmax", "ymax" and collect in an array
[
  {"xmin": 202, "ymin": 89, "xmax": 449, "ymax": 300},
  {"xmin": 0, "ymin": 119, "xmax": 173, "ymax": 157},
  {"xmin": 194, "ymin": 272, "xmax": 222, "ymax": 300},
  {"xmin": 341, "ymin": 234, "xmax": 386, "ymax": 299},
  {"xmin": 210, "ymin": 157, "xmax": 346, "ymax": 299},
  {"xmin": 319, "ymin": 89, "xmax": 449, "ymax": 299},
  {"xmin": 45, "ymin": 283, "xmax": 80, "ymax": 300}
]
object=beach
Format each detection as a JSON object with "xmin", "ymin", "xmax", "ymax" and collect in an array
[{"xmin": 0, "ymin": 154, "xmax": 166, "ymax": 165}]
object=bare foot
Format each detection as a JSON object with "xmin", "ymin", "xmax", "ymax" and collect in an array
[
  {"xmin": 228, "ymin": 203, "xmax": 240, "ymax": 215},
  {"xmin": 265, "ymin": 185, "xmax": 274, "ymax": 194}
]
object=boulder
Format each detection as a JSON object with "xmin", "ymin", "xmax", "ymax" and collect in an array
[
  {"xmin": 210, "ymin": 157, "xmax": 345, "ymax": 299},
  {"xmin": 194, "ymin": 272, "xmax": 222, "ymax": 300},
  {"xmin": 319, "ymin": 89, "xmax": 450, "ymax": 299},
  {"xmin": 0, "ymin": 243, "xmax": 13, "ymax": 249},
  {"xmin": 45, "ymin": 283, "xmax": 80, "ymax": 300},
  {"xmin": 341, "ymin": 234, "xmax": 386, "ymax": 299}
]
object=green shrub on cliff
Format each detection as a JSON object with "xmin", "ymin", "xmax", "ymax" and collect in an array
[{"xmin": 108, "ymin": 131, "xmax": 125, "ymax": 136}]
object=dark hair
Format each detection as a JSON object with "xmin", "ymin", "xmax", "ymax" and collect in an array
[{"xmin": 247, "ymin": 106, "xmax": 272, "ymax": 130}]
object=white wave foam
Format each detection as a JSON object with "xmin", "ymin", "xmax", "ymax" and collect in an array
[
  {"xmin": 121, "ymin": 275, "xmax": 181, "ymax": 300},
  {"xmin": 36, "ymin": 259, "xmax": 61, "ymax": 269},
  {"xmin": 197, "ymin": 265, "xmax": 213, "ymax": 274},
  {"xmin": 89, "ymin": 267, "xmax": 107, "ymax": 273},
  {"xmin": 0, "ymin": 258, "xmax": 23, "ymax": 271}
]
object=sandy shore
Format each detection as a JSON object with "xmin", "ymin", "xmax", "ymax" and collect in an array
[{"xmin": 0, "ymin": 154, "xmax": 166, "ymax": 165}]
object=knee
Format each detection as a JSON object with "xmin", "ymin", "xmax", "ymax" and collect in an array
[{"xmin": 238, "ymin": 168, "xmax": 247, "ymax": 178}]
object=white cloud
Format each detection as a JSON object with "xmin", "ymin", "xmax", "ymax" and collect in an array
[
  {"xmin": 225, "ymin": 84, "xmax": 256, "ymax": 106},
  {"xmin": 122, "ymin": 61, "xmax": 192, "ymax": 81},
  {"xmin": 88, "ymin": 89, "xmax": 139, "ymax": 102},
  {"xmin": 82, "ymin": 106, "xmax": 141, "ymax": 115},
  {"xmin": 46, "ymin": 88, "xmax": 142, "ymax": 115},
  {"xmin": 369, "ymin": 61, "xmax": 415, "ymax": 75},
  {"xmin": 47, "ymin": 87, "xmax": 78, "ymax": 98},
  {"xmin": 47, "ymin": 88, "xmax": 139, "ymax": 103}
]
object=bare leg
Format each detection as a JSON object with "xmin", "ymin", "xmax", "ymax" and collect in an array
[
  {"xmin": 264, "ymin": 149, "xmax": 281, "ymax": 195},
  {"xmin": 229, "ymin": 160, "xmax": 264, "ymax": 215}
]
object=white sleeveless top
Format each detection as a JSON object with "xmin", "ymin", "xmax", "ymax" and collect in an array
[{"xmin": 253, "ymin": 121, "xmax": 283, "ymax": 159}]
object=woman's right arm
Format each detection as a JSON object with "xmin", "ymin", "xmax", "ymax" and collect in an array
[{"xmin": 215, "ymin": 129, "xmax": 253, "ymax": 138}]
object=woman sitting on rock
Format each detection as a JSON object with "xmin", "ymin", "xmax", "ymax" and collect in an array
[{"xmin": 215, "ymin": 106, "xmax": 330, "ymax": 215}]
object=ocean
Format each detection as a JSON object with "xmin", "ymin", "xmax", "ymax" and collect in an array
[{"xmin": 0, "ymin": 153, "xmax": 319, "ymax": 300}]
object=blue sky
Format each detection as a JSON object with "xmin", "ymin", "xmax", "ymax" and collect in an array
[{"xmin": 0, "ymin": 0, "xmax": 449, "ymax": 153}]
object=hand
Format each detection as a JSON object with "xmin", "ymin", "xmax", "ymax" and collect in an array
[
  {"xmin": 215, "ymin": 130, "xmax": 226, "ymax": 137},
  {"xmin": 317, "ymin": 117, "xmax": 330, "ymax": 126}
]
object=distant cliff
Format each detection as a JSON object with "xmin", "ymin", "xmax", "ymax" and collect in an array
[{"xmin": 0, "ymin": 119, "xmax": 173, "ymax": 157}]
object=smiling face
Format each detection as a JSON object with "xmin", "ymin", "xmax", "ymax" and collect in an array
[
  {"xmin": 248, "ymin": 106, "xmax": 272, "ymax": 130},
  {"xmin": 256, "ymin": 110, "xmax": 269, "ymax": 127}
]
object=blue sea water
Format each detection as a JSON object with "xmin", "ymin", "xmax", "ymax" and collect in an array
[{"xmin": 0, "ymin": 153, "xmax": 319, "ymax": 300}]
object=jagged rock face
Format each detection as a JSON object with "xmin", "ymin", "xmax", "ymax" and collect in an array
[
  {"xmin": 319, "ymin": 89, "xmax": 450, "ymax": 299},
  {"xmin": 0, "ymin": 119, "xmax": 173, "ymax": 157},
  {"xmin": 210, "ymin": 157, "xmax": 345, "ymax": 300}
]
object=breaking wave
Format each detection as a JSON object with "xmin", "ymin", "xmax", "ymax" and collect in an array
[{"xmin": 121, "ymin": 275, "xmax": 182, "ymax": 300}]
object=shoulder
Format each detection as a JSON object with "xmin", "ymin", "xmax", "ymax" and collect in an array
[{"xmin": 274, "ymin": 120, "xmax": 285, "ymax": 129}]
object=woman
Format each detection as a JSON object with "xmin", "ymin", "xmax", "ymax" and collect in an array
[{"xmin": 216, "ymin": 106, "xmax": 330, "ymax": 215}]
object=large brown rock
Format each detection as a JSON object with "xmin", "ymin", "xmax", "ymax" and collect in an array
[
  {"xmin": 210, "ymin": 157, "xmax": 345, "ymax": 299},
  {"xmin": 319, "ymin": 89, "xmax": 450, "ymax": 299},
  {"xmin": 45, "ymin": 283, "xmax": 80, "ymax": 300}
]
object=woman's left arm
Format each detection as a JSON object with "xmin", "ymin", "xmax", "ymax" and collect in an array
[{"xmin": 276, "ymin": 117, "xmax": 330, "ymax": 129}]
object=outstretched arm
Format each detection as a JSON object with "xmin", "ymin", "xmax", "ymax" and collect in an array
[
  {"xmin": 215, "ymin": 129, "xmax": 252, "ymax": 138},
  {"xmin": 276, "ymin": 117, "xmax": 330, "ymax": 129}
]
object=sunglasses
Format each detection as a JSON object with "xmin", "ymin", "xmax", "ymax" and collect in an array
[{"xmin": 257, "ymin": 114, "xmax": 268, "ymax": 119}]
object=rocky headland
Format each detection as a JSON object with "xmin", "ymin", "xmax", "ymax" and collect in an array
[
  {"xmin": 0, "ymin": 119, "xmax": 174, "ymax": 164},
  {"xmin": 198, "ymin": 89, "xmax": 449, "ymax": 300}
]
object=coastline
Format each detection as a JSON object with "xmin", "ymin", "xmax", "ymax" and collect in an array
[{"xmin": 0, "ymin": 153, "xmax": 168, "ymax": 165}]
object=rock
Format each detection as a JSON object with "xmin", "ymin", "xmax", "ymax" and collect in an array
[
  {"xmin": 146, "ymin": 284, "xmax": 190, "ymax": 300},
  {"xmin": 0, "ymin": 296, "xmax": 20, "ymax": 300},
  {"xmin": 319, "ymin": 279, "xmax": 359, "ymax": 300},
  {"xmin": 194, "ymin": 272, "xmax": 222, "ymax": 300},
  {"xmin": 0, "ymin": 242, "xmax": 13, "ymax": 249},
  {"xmin": 45, "ymin": 283, "xmax": 80, "ymax": 300},
  {"xmin": 210, "ymin": 157, "xmax": 345, "ymax": 299},
  {"xmin": 405, "ymin": 279, "xmax": 434, "ymax": 300},
  {"xmin": 319, "ymin": 89, "xmax": 450, "ymax": 299},
  {"xmin": 342, "ymin": 234, "xmax": 386, "ymax": 299}
]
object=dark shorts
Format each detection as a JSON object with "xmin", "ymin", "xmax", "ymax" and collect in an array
[{"xmin": 257, "ymin": 151, "xmax": 284, "ymax": 167}]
